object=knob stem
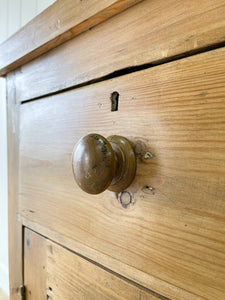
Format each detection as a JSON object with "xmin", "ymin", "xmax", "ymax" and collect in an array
[{"xmin": 108, "ymin": 135, "xmax": 136, "ymax": 192}]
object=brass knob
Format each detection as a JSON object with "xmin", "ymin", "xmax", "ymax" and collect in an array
[{"xmin": 72, "ymin": 134, "xmax": 136, "ymax": 194}]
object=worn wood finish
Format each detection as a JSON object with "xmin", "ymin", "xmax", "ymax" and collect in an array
[
  {"xmin": 0, "ymin": 0, "xmax": 142, "ymax": 76},
  {"xmin": 22, "ymin": 217, "xmax": 190, "ymax": 300},
  {"xmin": 107, "ymin": 135, "xmax": 136, "ymax": 192},
  {"xmin": 72, "ymin": 134, "xmax": 136, "ymax": 194},
  {"xmin": 24, "ymin": 228, "xmax": 47, "ymax": 300},
  {"xmin": 7, "ymin": 73, "xmax": 23, "ymax": 300},
  {"xmin": 19, "ymin": 48, "xmax": 225, "ymax": 300},
  {"xmin": 14, "ymin": 0, "xmax": 225, "ymax": 102},
  {"xmin": 73, "ymin": 134, "xmax": 116, "ymax": 194},
  {"xmin": 24, "ymin": 228, "xmax": 162, "ymax": 300}
]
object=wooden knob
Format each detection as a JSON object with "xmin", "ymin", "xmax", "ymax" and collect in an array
[{"xmin": 72, "ymin": 134, "xmax": 136, "ymax": 194}]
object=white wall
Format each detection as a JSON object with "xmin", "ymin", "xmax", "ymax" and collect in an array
[{"xmin": 0, "ymin": 0, "xmax": 56, "ymax": 295}]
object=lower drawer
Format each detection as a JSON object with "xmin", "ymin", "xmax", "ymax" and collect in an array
[
  {"xmin": 24, "ymin": 228, "xmax": 160, "ymax": 299},
  {"xmin": 20, "ymin": 47, "xmax": 225, "ymax": 299}
]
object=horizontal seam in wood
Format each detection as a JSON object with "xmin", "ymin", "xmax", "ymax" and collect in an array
[
  {"xmin": 20, "ymin": 40, "xmax": 225, "ymax": 104},
  {"xmin": 23, "ymin": 226, "xmax": 171, "ymax": 300}
]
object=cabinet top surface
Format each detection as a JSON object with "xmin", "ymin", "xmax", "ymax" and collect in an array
[{"xmin": 0, "ymin": 0, "xmax": 142, "ymax": 76}]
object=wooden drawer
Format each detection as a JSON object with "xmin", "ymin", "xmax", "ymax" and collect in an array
[
  {"xmin": 24, "ymin": 228, "xmax": 160, "ymax": 300},
  {"xmin": 19, "ymin": 47, "xmax": 225, "ymax": 300}
]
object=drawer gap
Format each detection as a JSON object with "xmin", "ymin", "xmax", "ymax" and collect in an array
[{"xmin": 20, "ymin": 40, "xmax": 225, "ymax": 105}]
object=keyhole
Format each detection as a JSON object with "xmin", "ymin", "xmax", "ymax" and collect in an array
[{"xmin": 111, "ymin": 91, "xmax": 119, "ymax": 111}]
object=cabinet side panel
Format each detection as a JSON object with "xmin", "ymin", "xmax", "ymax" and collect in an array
[
  {"xmin": 7, "ymin": 73, "xmax": 23, "ymax": 299},
  {"xmin": 24, "ymin": 229, "xmax": 47, "ymax": 300}
]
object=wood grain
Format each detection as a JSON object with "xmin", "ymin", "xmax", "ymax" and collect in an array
[
  {"xmin": 0, "ymin": 0, "xmax": 142, "ymax": 76},
  {"xmin": 14, "ymin": 0, "xmax": 225, "ymax": 102},
  {"xmin": 22, "ymin": 217, "xmax": 191, "ymax": 300},
  {"xmin": 24, "ymin": 228, "xmax": 162, "ymax": 300},
  {"xmin": 19, "ymin": 47, "xmax": 225, "ymax": 299},
  {"xmin": 7, "ymin": 73, "xmax": 23, "ymax": 300},
  {"xmin": 24, "ymin": 228, "xmax": 47, "ymax": 300}
]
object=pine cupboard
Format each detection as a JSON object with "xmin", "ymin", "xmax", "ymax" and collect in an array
[{"xmin": 1, "ymin": 1, "xmax": 225, "ymax": 299}]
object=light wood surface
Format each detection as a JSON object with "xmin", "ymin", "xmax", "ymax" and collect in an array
[
  {"xmin": 24, "ymin": 228, "xmax": 47, "ymax": 300},
  {"xmin": 13, "ymin": 0, "xmax": 225, "ymax": 102},
  {"xmin": 7, "ymin": 73, "xmax": 23, "ymax": 300},
  {"xmin": 0, "ymin": 0, "xmax": 142, "ymax": 76},
  {"xmin": 22, "ymin": 217, "xmax": 194, "ymax": 300},
  {"xmin": 19, "ymin": 47, "xmax": 225, "ymax": 299},
  {"xmin": 24, "ymin": 228, "xmax": 162, "ymax": 300}
]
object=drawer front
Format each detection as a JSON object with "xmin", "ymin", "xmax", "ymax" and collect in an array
[
  {"xmin": 20, "ymin": 48, "xmax": 225, "ymax": 300},
  {"xmin": 24, "ymin": 228, "xmax": 159, "ymax": 300}
]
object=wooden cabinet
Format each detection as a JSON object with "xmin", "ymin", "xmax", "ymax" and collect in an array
[
  {"xmin": 2, "ymin": 1, "xmax": 225, "ymax": 299},
  {"xmin": 24, "ymin": 228, "xmax": 159, "ymax": 300}
]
